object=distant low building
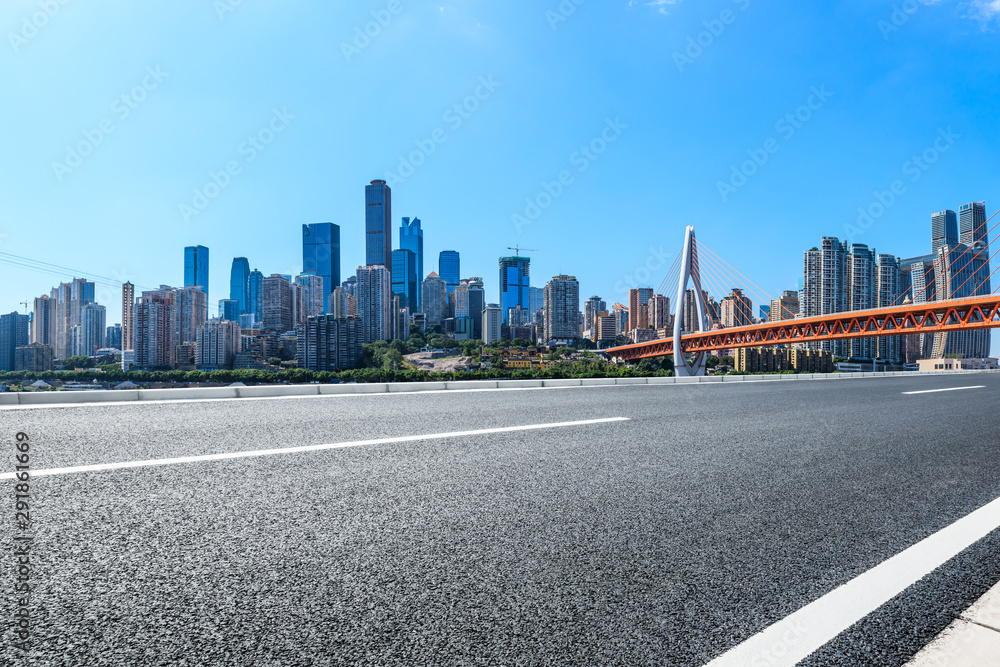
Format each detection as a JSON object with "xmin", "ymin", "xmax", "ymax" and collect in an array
[{"xmin": 917, "ymin": 357, "xmax": 998, "ymax": 371}]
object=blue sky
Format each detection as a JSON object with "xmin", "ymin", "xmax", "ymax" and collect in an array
[{"xmin": 2, "ymin": 0, "xmax": 999, "ymax": 347}]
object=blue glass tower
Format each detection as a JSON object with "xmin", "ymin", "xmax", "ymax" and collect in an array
[
  {"xmin": 303, "ymin": 222, "xmax": 341, "ymax": 313},
  {"xmin": 229, "ymin": 257, "xmax": 250, "ymax": 314},
  {"xmin": 249, "ymin": 269, "xmax": 264, "ymax": 325},
  {"xmin": 391, "ymin": 249, "xmax": 418, "ymax": 312},
  {"xmin": 499, "ymin": 256, "xmax": 530, "ymax": 324},
  {"xmin": 931, "ymin": 210, "xmax": 958, "ymax": 253},
  {"xmin": 399, "ymin": 217, "xmax": 423, "ymax": 309},
  {"xmin": 365, "ymin": 180, "xmax": 392, "ymax": 267},
  {"xmin": 439, "ymin": 250, "xmax": 460, "ymax": 294}
]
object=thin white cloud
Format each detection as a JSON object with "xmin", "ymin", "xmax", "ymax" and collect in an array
[
  {"xmin": 628, "ymin": 0, "xmax": 684, "ymax": 15},
  {"xmin": 969, "ymin": 0, "xmax": 1000, "ymax": 24}
]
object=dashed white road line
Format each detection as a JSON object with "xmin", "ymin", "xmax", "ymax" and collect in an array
[
  {"xmin": 0, "ymin": 417, "xmax": 629, "ymax": 480},
  {"xmin": 902, "ymin": 386, "xmax": 985, "ymax": 395},
  {"xmin": 704, "ymin": 494, "xmax": 1000, "ymax": 666}
]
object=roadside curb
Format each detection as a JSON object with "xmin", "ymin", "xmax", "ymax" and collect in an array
[
  {"xmin": 1, "ymin": 369, "xmax": 996, "ymax": 407},
  {"xmin": 907, "ymin": 581, "xmax": 1000, "ymax": 665}
]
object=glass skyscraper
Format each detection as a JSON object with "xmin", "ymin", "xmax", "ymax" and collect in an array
[
  {"xmin": 439, "ymin": 251, "xmax": 460, "ymax": 294},
  {"xmin": 499, "ymin": 255, "xmax": 530, "ymax": 324},
  {"xmin": 184, "ymin": 245, "xmax": 210, "ymax": 298},
  {"xmin": 229, "ymin": 257, "xmax": 250, "ymax": 314},
  {"xmin": 365, "ymin": 180, "xmax": 392, "ymax": 267},
  {"xmin": 931, "ymin": 210, "xmax": 958, "ymax": 253},
  {"xmin": 249, "ymin": 269, "xmax": 264, "ymax": 325},
  {"xmin": 302, "ymin": 222, "xmax": 341, "ymax": 313},
  {"xmin": 391, "ymin": 249, "xmax": 419, "ymax": 313},
  {"xmin": 399, "ymin": 217, "xmax": 423, "ymax": 309}
]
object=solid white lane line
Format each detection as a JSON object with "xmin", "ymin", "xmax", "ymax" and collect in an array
[
  {"xmin": 0, "ymin": 417, "xmax": 629, "ymax": 480},
  {"xmin": 703, "ymin": 494, "xmax": 1000, "ymax": 667},
  {"xmin": 903, "ymin": 386, "xmax": 985, "ymax": 395}
]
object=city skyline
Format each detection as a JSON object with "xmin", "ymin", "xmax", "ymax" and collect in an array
[{"xmin": 4, "ymin": 3, "xmax": 1000, "ymax": 351}]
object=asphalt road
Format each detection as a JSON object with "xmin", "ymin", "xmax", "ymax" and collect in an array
[{"xmin": 2, "ymin": 374, "xmax": 1000, "ymax": 666}]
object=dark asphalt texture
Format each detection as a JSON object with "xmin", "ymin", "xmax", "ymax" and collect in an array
[{"xmin": 2, "ymin": 374, "xmax": 1000, "ymax": 666}]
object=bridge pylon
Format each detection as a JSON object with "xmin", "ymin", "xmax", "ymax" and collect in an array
[{"xmin": 673, "ymin": 226, "xmax": 709, "ymax": 377}]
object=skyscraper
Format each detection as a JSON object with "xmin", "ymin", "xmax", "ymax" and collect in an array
[
  {"xmin": 184, "ymin": 245, "xmax": 210, "ymax": 303},
  {"xmin": 421, "ymin": 272, "xmax": 447, "ymax": 326},
  {"xmin": 295, "ymin": 273, "xmax": 325, "ymax": 323},
  {"xmin": 959, "ymin": 201, "xmax": 987, "ymax": 246},
  {"xmin": 467, "ymin": 278, "xmax": 485, "ymax": 339},
  {"xmin": 229, "ymin": 257, "xmax": 251, "ymax": 314},
  {"xmin": 357, "ymin": 265, "xmax": 393, "ymax": 343},
  {"xmin": 876, "ymin": 254, "xmax": 902, "ymax": 362},
  {"xmin": 219, "ymin": 299, "xmax": 240, "ymax": 321},
  {"xmin": 302, "ymin": 223, "xmax": 341, "ymax": 313},
  {"xmin": 80, "ymin": 303, "xmax": 106, "ymax": 357},
  {"xmin": 720, "ymin": 289, "xmax": 753, "ymax": 328},
  {"xmin": 584, "ymin": 296, "xmax": 607, "ymax": 333},
  {"xmin": 52, "ymin": 278, "xmax": 95, "ymax": 360},
  {"xmin": 628, "ymin": 288, "xmax": 654, "ymax": 332},
  {"xmin": 196, "ymin": 320, "xmax": 241, "ymax": 370},
  {"xmin": 262, "ymin": 275, "xmax": 293, "ymax": 332},
  {"xmin": 647, "ymin": 294, "xmax": 671, "ymax": 330},
  {"xmin": 399, "ymin": 217, "xmax": 423, "ymax": 311},
  {"xmin": 499, "ymin": 255, "xmax": 530, "ymax": 324},
  {"xmin": 543, "ymin": 275, "xmax": 580, "ymax": 343},
  {"xmin": 439, "ymin": 250, "xmax": 460, "ymax": 294},
  {"xmin": 391, "ymin": 249, "xmax": 419, "ymax": 313},
  {"xmin": 931, "ymin": 210, "xmax": 958, "ymax": 254},
  {"xmin": 365, "ymin": 180, "xmax": 392, "ymax": 267},
  {"xmin": 482, "ymin": 304, "xmax": 502, "ymax": 344},
  {"xmin": 249, "ymin": 269, "xmax": 264, "ymax": 324},
  {"xmin": 134, "ymin": 287, "xmax": 179, "ymax": 369},
  {"xmin": 0, "ymin": 312, "xmax": 30, "ymax": 371},
  {"xmin": 297, "ymin": 315, "xmax": 364, "ymax": 371},
  {"xmin": 121, "ymin": 282, "xmax": 135, "ymax": 352},
  {"xmin": 845, "ymin": 243, "xmax": 876, "ymax": 360},
  {"xmin": 178, "ymin": 287, "xmax": 208, "ymax": 345},
  {"xmin": 32, "ymin": 295, "xmax": 57, "ymax": 350}
]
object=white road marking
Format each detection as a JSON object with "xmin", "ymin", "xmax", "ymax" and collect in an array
[
  {"xmin": 0, "ymin": 417, "xmax": 629, "ymax": 480},
  {"xmin": 903, "ymin": 386, "xmax": 985, "ymax": 395},
  {"xmin": 704, "ymin": 494, "xmax": 1000, "ymax": 667}
]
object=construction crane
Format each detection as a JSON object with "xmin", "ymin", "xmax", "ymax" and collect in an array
[
  {"xmin": 20, "ymin": 301, "xmax": 29, "ymax": 315},
  {"xmin": 506, "ymin": 246, "xmax": 538, "ymax": 256}
]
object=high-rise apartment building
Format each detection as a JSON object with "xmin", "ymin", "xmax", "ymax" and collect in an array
[
  {"xmin": 482, "ymin": 304, "xmax": 502, "ymax": 344},
  {"xmin": 297, "ymin": 315, "xmax": 364, "ymax": 371},
  {"xmin": 959, "ymin": 201, "xmax": 987, "ymax": 246},
  {"xmin": 302, "ymin": 223, "xmax": 340, "ymax": 313},
  {"xmin": 931, "ymin": 242, "xmax": 991, "ymax": 358},
  {"xmin": 32, "ymin": 295, "xmax": 57, "ymax": 350},
  {"xmin": 543, "ymin": 275, "xmax": 580, "ymax": 343},
  {"xmin": 262, "ymin": 275, "xmax": 293, "ymax": 332},
  {"xmin": 421, "ymin": 272, "xmax": 447, "ymax": 326},
  {"xmin": 845, "ymin": 243, "xmax": 876, "ymax": 360},
  {"xmin": 121, "ymin": 282, "xmax": 135, "ymax": 352},
  {"xmin": 391, "ymin": 249, "xmax": 419, "ymax": 313},
  {"xmin": 499, "ymin": 256, "xmax": 530, "ymax": 324},
  {"xmin": 357, "ymin": 265, "xmax": 393, "ymax": 342},
  {"xmin": 184, "ymin": 245, "xmax": 210, "ymax": 304},
  {"xmin": 294, "ymin": 273, "xmax": 325, "ymax": 323},
  {"xmin": 876, "ymin": 254, "xmax": 902, "ymax": 362},
  {"xmin": 799, "ymin": 237, "xmax": 847, "ymax": 355},
  {"xmin": 229, "ymin": 258, "xmax": 251, "ymax": 315},
  {"xmin": 134, "ymin": 287, "xmax": 179, "ymax": 369},
  {"xmin": 0, "ymin": 311, "xmax": 30, "ymax": 371},
  {"xmin": 52, "ymin": 278, "xmax": 95, "ymax": 360},
  {"xmin": 399, "ymin": 217, "xmax": 423, "ymax": 311},
  {"xmin": 249, "ymin": 269, "xmax": 264, "ymax": 324},
  {"xmin": 365, "ymin": 180, "xmax": 392, "ymax": 267},
  {"xmin": 720, "ymin": 289, "xmax": 753, "ymax": 328},
  {"xmin": 628, "ymin": 288, "xmax": 654, "ymax": 332},
  {"xmin": 647, "ymin": 294, "xmax": 671, "ymax": 330},
  {"xmin": 196, "ymin": 320, "xmax": 241, "ymax": 370},
  {"xmin": 178, "ymin": 286, "xmax": 208, "ymax": 344},
  {"xmin": 80, "ymin": 303, "xmax": 106, "ymax": 357},
  {"xmin": 932, "ymin": 210, "xmax": 959, "ymax": 253},
  {"xmin": 769, "ymin": 290, "xmax": 799, "ymax": 322}
]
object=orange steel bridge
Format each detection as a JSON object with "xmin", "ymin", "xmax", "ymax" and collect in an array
[{"xmin": 606, "ymin": 294, "xmax": 1000, "ymax": 363}]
